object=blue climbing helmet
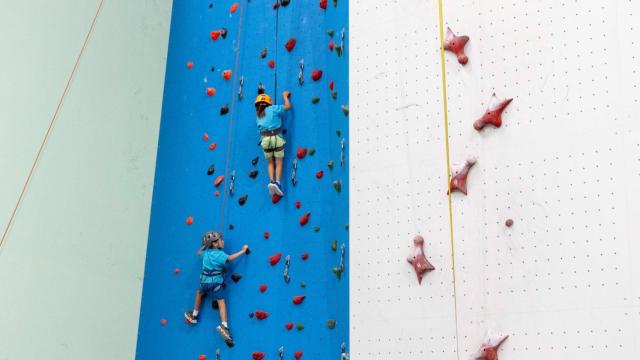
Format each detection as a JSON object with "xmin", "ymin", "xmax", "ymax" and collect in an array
[{"xmin": 202, "ymin": 230, "xmax": 222, "ymax": 248}]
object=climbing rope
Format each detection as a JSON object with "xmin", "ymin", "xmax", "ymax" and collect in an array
[
  {"xmin": 218, "ymin": 0, "xmax": 248, "ymax": 231},
  {"xmin": 0, "ymin": 0, "xmax": 105, "ymax": 252},
  {"xmin": 437, "ymin": 0, "xmax": 461, "ymax": 358}
]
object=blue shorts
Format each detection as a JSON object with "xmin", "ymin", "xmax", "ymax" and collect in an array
[{"xmin": 199, "ymin": 281, "xmax": 226, "ymax": 300}]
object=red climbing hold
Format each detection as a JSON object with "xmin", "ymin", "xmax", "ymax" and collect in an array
[
  {"xmin": 186, "ymin": 216, "xmax": 194, "ymax": 225},
  {"xmin": 268, "ymin": 59, "xmax": 276, "ymax": 68},
  {"xmin": 294, "ymin": 351, "xmax": 303, "ymax": 360},
  {"xmin": 473, "ymin": 335, "xmax": 509, "ymax": 360},
  {"xmin": 174, "ymin": 268, "xmax": 180, "ymax": 274},
  {"xmin": 199, "ymin": 355, "xmax": 206, "ymax": 360},
  {"xmin": 311, "ymin": 70, "xmax": 323, "ymax": 81},
  {"xmin": 320, "ymin": 0, "xmax": 327, "ymax": 9},
  {"xmin": 329, "ymin": 80, "xmax": 334, "ymax": 90},
  {"xmin": 505, "ymin": 219, "xmax": 514, "ymax": 227},
  {"xmin": 203, "ymin": 133, "xmax": 209, "ymax": 141},
  {"xmin": 263, "ymin": 231, "xmax": 270, "ymax": 239},
  {"xmin": 296, "ymin": 147, "xmax": 307, "ymax": 159},
  {"xmin": 328, "ymin": 40, "xmax": 335, "ymax": 51},
  {"xmin": 222, "ymin": 70, "xmax": 232, "ymax": 80},
  {"xmin": 186, "ymin": 61, "xmax": 193, "ymax": 69},
  {"xmin": 161, "ymin": 319, "xmax": 167, "ymax": 326},
  {"xmin": 214, "ymin": 175, "xmax": 224, "ymax": 187},
  {"xmin": 473, "ymin": 94, "xmax": 513, "ymax": 131},
  {"xmin": 259, "ymin": 284, "xmax": 268, "ymax": 293},
  {"xmin": 210, "ymin": 30, "xmax": 221, "ymax": 41},
  {"xmin": 272, "ymin": 1, "xmax": 280, "ymax": 9},
  {"xmin": 206, "ymin": 87, "xmax": 216, "ymax": 96},
  {"xmin": 214, "ymin": 190, "xmax": 220, "ymax": 197},
  {"xmin": 316, "ymin": 170, "xmax": 324, "ymax": 179},
  {"xmin": 252, "ymin": 352, "xmax": 266, "ymax": 360},
  {"xmin": 269, "ymin": 253, "xmax": 282, "ymax": 266},
  {"xmin": 444, "ymin": 27, "xmax": 470, "ymax": 65},
  {"xmin": 272, "ymin": 194, "xmax": 283, "ymax": 204},
  {"xmin": 295, "ymin": 200, "xmax": 301, "ymax": 208},
  {"xmin": 285, "ymin": 38, "xmax": 297, "ymax": 52},
  {"xmin": 285, "ymin": 322, "xmax": 294, "ymax": 330},
  {"xmin": 209, "ymin": 142, "xmax": 217, "ymax": 151},
  {"xmin": 292, "ymin": 295, "xmax": 306, "ymax": 305},
  {"xmin": 255, "ymin": 310, "xmax": 269, "ymax": 320},
  {"xmin": 407, "ymin": 235, "xmax": 435, "ymax": 285},
  {"xmin": 299, "ymin": 212, "xmax": 311, "ymax": 226},
  {"xmin": 230, "ymin": 2, "xmax": 238, "ymax": 13},
  {"xmin": 449, "ymin": 157, "xmax": 476, "ymax": 195},
  {"xmin": 301, "ymin": 253, "xmax": 309, "ymax": 260}
]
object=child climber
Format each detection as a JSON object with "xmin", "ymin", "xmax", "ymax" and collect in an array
[
  {"xmin": 184, "ymin": 231, "xmax": 249, "ymax": 347},
  {"xmin": 255, "ymin": 87, "xmax": 292, "ymax": 196}
]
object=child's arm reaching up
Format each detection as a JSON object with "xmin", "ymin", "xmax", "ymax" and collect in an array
[
  {"xmin": 282, "ymin": 91, "xmax": 292, "ymax": 111},
  {"xmin": 227, "ymin": 245, "xmax": 250, "ymax": 262},
  {"xmin": 196, "ymin": 245, "xmax": 207, "ymax": 256}
]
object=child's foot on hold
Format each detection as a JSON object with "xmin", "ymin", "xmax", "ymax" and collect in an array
[
  {"xmin": 216, "ymin": 324, "xmax": 234, "ymax": 347},
  {"xmin": 267, "ymin": 181, "xmax": 277, "ymax": 196},
  {"xmin": 184, "ymin": 311, "xmax": 198, "ymax": 324},
  {"xmin": 273, "ymin": 181, "xmax": 284, "ymax": 196}
]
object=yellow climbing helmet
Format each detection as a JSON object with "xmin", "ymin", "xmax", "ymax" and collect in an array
[{"xmin": 255, "ymin": 94, "xmax": 272, "ymax": 105}]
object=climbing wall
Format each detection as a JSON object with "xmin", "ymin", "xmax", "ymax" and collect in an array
[
  {"xmin": 136, "ymin": 1, "xmax": 348, "ymax": 359},
  {"xmin": 351, "ymin": 0, "xmax": 640, "ymax": 359}
]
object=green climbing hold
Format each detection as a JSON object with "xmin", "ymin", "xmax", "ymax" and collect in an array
[
  {"xmin": 327, "ymin": 160, "xmax": 334, "ymax": 171},
  {"xmin": 333, "ymin": 180, "xmax": 342, "ymax": 193},
  {"xmin": 327, "ymin": 29, "xmax": 334, "ymax": 37},
  {"xmin": 344, "ymin": 224, "xmax": 349, "ymax": 230},
  {"xmin": 336, "ymin": 130, "xmax": 341, "ymax": 137},
  {"xmin": 341, "ymin": 105, "xmax": 349, "ymax": 116},
  {"xmin": 331, "ymin": 91, "xmax": 337, "ymax": 100},
  {"xmin": 333, "ymin": 0, "xmax": 337, "ymax": 7},
  {"xmin": 331, "ymin": 240, "xmax": 338, "ymax": 251},
  {"xmin": 309, "ymin": 147, "xmax": 316, "ymax": 156},
  {"xmin": 313, "ymin": 226, "xmax": 320, "ymax": 233},
  {"xmin": 296, "ymin": 323, "xmax": 304, "ymax": 331},
  {"xmin": 333, "ymin": 267, "xmax": 343, "ymax": 280},
  {"xmin": 335, "ymin": 45, "xmax": 343, "ymax": 57},
  {"xmin": 327, "ymin": 319, "xmax": 336, "ymax": 329},
  {"xmin": 311, "ymin": 97, "xmax": 320, "ymax": 104}
]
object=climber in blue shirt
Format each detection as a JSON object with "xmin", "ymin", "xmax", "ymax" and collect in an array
[
  {"xmin": 184, "ymin": 231, "xmax": 249, "ymax": 348},
  {"xmin": 255, "ymin": 89, "xmax": 292, "ymax": 196}
]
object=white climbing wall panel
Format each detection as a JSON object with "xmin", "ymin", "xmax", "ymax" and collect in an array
[{"xmin": 351, "ymin": 0, "xmax": 640, "ymax": 359}]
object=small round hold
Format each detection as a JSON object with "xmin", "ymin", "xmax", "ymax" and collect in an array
[
  {"xmin": 249, "ymin": 170, "xmax": 259, "ymax": 179},
  {"xmin": 208, "ymin": 3, "xmax": 213, "ymax": 8},
  {"xmin": 238, "ymin": 195, "xmax": 248, "ymax": 206},
  {"xmin": 186, "ymin": 61, "xmax": 193, "ymax": 69},
  {"xmin": 229, "ymin": 224, "xmax": 235, "ymax": 230},
  {"xmin": 199, "ymin": 355, "xmax": 207, "ymax": 360},
  {"xmin": 174, "ymin": 268, "xmax": 180, "ymax": 274},
  {"xmin": 220, "ymin": 104, "xmax": 229, "ymax": 115},
  {"xmin": 161, "ymin": 319, "xmax": 167, "ymax": 326},
  {"xmin": 207, "ymin": 165, "xmax": 215, "ymax": 175},
  {"xmin": 251, "ymin": 156, "xmax": 259, "ymax": 166},
  {"xmin": 186, "ymin": 216, "xmax": 194, "ymax": 225},
  {"xmin": 505, "ymin": 219, "xmax": 514, "ymax": 227},
  {"xmin": 231, "ymin": 273, "xmax": 242, "ymax": 283},
  {"xmin": 248, "ymin": 312, "xmax": 254, "ymax": 318}
]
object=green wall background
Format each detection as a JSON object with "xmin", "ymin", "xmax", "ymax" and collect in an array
[{"xmin": 0, "ymin": 1, "xmax": 172, "ymax": 359}]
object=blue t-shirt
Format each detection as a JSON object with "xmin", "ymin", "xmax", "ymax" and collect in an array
[
  {"xmin": 201, "ymin": 248, "xmax": 229, "ymax": 284},
  {"xmin": 256, "ymin": 105, "xmax": 285, "ymax": 132}
]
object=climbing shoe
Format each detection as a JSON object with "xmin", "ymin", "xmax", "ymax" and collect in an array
[
  {"xmin": 273, "ymin": 181, "xmax": 284, "ymax": 196},
  {"xmin": 184, "ymin": 311, "xmax": 198, "ymax": 324},
  {"xmin": 267, "ymin": 181, "xmax": 277, "ymax": 196},
  {"xmin": 216, "ymin": 324, "xmax": 235, "ymax": 347}
]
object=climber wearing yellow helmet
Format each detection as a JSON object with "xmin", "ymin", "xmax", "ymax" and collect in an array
[{"xmin": 255, "ymin": 89, "xmax": 292, "ymax": 196}]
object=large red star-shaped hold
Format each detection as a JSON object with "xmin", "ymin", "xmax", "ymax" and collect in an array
[
  {"xmin": 449, "ymin": 157, "xmax": 477, "ymax": 195},
  {"xmin": 407, "ymin": 235, "xmax": 435, "ymax": 284},
  {"xmin": 472, "ymin": 335, "xmax": 509, "ymax": 360},
  {"xmin": 473, "ymin": 94, "xmax": 513, "ymax": 131},
  {"xmin": 444, "ymin": 27, "xmax": 470, "ymax": 65}
]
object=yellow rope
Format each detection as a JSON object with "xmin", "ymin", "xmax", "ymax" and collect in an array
[{"xmin": 437, "ymin": 0, "xmax": 461, "ymax": 358}]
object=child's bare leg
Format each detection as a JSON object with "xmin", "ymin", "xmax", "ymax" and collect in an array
[
  {"xmin": 275, "ymin": 157, "xmax": 284, "ymax": 183},
  {"xmin": 217, "ymin": 299, "xmax": 228, "ymax": 324},
  {"xmin": 267, "ymin": 157, "xmax": 275, "ymax": 182},
  {"xmin": 193, "ymin": 290, "xmax": 204, "ymax": 312}
]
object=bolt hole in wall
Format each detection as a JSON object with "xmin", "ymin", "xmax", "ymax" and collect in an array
[{"xmin": 136, "ymin": 1, "xmax": 348, "ymax": 359}]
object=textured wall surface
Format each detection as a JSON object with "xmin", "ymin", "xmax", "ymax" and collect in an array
[
  {"xmin": 0, "ymin": 1, "xmax": 172, "ymax": 359},
  {"xmin": 350, "ymin": 0, "xmax": 640, "ymax": 359},
  {"xmin": 136, "ymin": 1, "xmax": 349, "ymax": 359}
]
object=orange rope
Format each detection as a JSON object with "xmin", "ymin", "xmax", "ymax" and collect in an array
[{"xmin": 0, "ymin": 0, "xmax": 105, "ymax": 252}]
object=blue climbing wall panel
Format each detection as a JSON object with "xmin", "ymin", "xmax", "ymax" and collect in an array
[{"xmin": 136, "ymin": 1, "xmax": 348, "ymax": 359}]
